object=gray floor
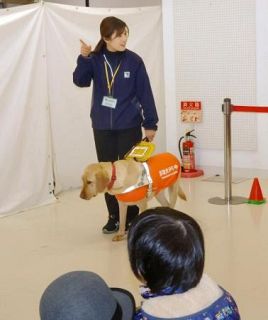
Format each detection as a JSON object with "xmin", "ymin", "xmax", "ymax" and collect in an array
[{"xmin": 0, "ymin": 173, "xmax": 267, "ymax": 319}]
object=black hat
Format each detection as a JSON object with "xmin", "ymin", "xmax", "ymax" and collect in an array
[{"xmin": 39, "ymin": 271, "xmax": 136, "ymax": 320}]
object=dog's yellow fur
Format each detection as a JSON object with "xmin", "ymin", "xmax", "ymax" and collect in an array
[{"xmin": 80, "ymin": 157, "xmax": 186, "ymax": 241}]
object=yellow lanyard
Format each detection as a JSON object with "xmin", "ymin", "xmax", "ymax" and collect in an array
[{"xmin": 104, "ymin": 61, "xmax": 121, "ymax": 96}]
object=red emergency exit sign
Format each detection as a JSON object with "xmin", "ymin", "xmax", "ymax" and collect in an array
[
  {"xmin": 180, "ymin": 101, "xmax": 202, "ymax": 123},
  {"xmin": 181, "ymin": 101, "xmax": 201, "ymax": 110}
]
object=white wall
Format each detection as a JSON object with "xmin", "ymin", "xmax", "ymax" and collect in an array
[
  {"xmin": 163, "ymin": 0, "xmax": 268, "ymax": 171},
  {"xmin": 256, "ymin": 0, "xmax": 268, "ymax": 170}
]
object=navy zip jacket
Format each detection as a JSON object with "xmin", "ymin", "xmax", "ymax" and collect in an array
[{"xmin": 73, "ymin": 48, "xmax": 158, "ymax": 131}]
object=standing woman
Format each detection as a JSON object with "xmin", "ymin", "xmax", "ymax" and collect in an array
[{"xmin": 73, "ymin": 16, "xmax": 159, "ymax": 234}]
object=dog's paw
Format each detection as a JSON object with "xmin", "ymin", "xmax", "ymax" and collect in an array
[{"xmin": 112, "ymin": 233, "xmax": 126, "ymax": 242}]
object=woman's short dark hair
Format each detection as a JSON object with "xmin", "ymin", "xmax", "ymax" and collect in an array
[
  {"xmin": 94, "ymin": 16, "xmax": 129, "ymax": 53},
  {"xmin": 127, "ymin": 207, "xmax": 205, "ymax": 294}
]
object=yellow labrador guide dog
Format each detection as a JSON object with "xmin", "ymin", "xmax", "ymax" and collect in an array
[{"xmin": 80, "ymin": 152, "xmax": 186, "ymax": 241}]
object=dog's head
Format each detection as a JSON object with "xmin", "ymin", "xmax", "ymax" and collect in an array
[{"xmin": 80, "ymin": 163, "xmax": 110, "ymax": 200}]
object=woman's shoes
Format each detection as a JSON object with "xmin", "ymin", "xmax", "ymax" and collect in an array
[{"xmin": 102, "ymin": 217, "xmax": 119, "ymax": 234}]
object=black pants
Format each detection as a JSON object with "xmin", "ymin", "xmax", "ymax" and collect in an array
[{"xmin": 93, "ymin": 127, "xmax": 142, "ymax": 224}]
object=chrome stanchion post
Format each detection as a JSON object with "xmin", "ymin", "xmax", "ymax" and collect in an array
[
  {"xmin": 224, "ymin": 98, "xmax": 232, "ymax": 202},
  {"xmin": 208, "ymin": 98, "xmax": 247, "ymax": 205}
]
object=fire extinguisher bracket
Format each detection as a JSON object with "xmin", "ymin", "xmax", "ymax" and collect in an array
[{"xmin": 181, "ymin": 169, "xmax": 204, "ymax": 178}]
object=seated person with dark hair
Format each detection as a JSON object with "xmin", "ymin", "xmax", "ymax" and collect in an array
[{"xmin": 127, "ymin": 207, "xmax": 240, "ymax": 320}]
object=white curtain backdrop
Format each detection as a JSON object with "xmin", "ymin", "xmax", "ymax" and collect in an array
[
  {"xmin": 0, "ymin": 4, "xmax": 55, "ymax": 216},
  {"xmin": 0, "ymin": 3, "xmax": 164, "ymax": 216}
]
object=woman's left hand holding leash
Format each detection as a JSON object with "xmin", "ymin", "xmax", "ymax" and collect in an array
[{"xmin": 144, "ymin": 130, "xmax": 156, "ymax": 142}]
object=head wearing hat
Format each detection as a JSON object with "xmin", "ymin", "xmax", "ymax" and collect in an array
[{"xmin": 39, "ymin": 271, "xmax": 135, "ymax": 320}]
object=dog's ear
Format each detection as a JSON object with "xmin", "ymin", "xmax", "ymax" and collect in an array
[{"xmin": 95, "ymin": 168, "xmax": 110, "ymax": 192}]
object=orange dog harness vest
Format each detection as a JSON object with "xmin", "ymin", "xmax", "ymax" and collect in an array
[{"xmin": 116, "ymin": 153, "xmax": 181, "ymax": 203}]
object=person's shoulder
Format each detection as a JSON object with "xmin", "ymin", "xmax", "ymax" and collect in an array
[
  {"xmin": 142, "ymin": 274, "xmax": 223, "ymax": 318},
  {"xmin": 125, "ymin": 49, "xmax": 143, "ymax": 63}
]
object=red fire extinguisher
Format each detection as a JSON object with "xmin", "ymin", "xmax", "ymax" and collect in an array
[{"xmin": 179, "ymin": 130, "xmax": 196, "ymax": 173}]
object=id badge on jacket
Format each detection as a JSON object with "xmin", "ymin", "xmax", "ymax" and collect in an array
[{"xmin": 101, "ymin": 96, "xmax": 117, "ymax": 108}]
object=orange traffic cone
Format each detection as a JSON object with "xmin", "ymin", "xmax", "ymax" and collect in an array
[{"xmin": 248, "ymin": 177, "xmax": 266, "ymax": 205}]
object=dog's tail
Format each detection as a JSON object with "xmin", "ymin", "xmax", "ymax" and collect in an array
[{"xmin": 178, "ymin": 184, "xmax": 187, "ymax": 201}]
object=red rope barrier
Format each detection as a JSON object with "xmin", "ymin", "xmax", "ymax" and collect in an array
[{"xmin": 232, "ymin": 105, "xmax": 268, "ymax": 113}]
